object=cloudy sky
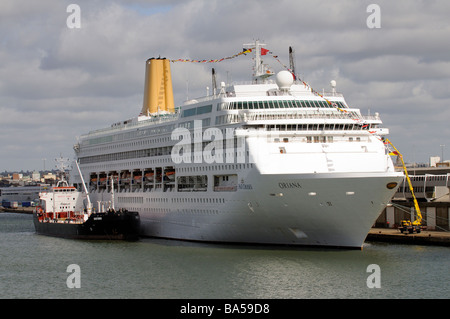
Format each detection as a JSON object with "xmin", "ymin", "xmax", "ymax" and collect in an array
[{"xmin": 1, "ymin": 0, "xmax": 449, "ymax": 171}]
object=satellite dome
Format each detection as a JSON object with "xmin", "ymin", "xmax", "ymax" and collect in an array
[{"xmin": 276, "ymin": 70, "xmax": 294, "ymax": 91}]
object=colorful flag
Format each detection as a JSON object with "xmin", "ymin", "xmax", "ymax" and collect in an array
[{"xmin": 261, "ymin": 48, "xmax": 269, "ymax": 56}]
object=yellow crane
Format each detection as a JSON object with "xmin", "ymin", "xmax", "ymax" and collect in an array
[{"xmin": 385, "ymin": 139, "xmax": 424, "ymax": 234}]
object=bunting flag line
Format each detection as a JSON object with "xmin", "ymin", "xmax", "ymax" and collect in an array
[{"xmin": 170, "ymin": 48, "xmax": 252, "ymax": 63}]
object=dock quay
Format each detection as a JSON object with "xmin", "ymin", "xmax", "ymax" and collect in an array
[
  {"xmin": 366, "ymin": 228, "xmax": 450, "ymax": 247},
  {"xmin": 0, "ymin": 206, "xmax": 34, "ymax": 214}
]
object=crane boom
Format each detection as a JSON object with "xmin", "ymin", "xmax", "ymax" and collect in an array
[{"xmin": 385, "ymin": 139, "xmax": 424, "ymax": 233}]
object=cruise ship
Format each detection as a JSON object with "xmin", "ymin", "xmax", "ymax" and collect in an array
[{"xmin": 71, "ymin": 41, "xmax": 403, "ymax": 249}]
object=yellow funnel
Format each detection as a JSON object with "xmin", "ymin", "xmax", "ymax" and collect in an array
[
  {"xmin": 142, "ymin": 59, "xmax": 152, "ymax": 115},
  {"xmin": 141, "ymin": 58, "xmax": 175, "ymax": 115},
  {"xmin": 163, "ymin": 59, "xmax": 175, "ymax": 113}
]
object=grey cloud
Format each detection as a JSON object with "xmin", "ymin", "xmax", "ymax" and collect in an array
[{"xmin": 0, "ymin": 0, "xmax": 449, "ymax": 170}]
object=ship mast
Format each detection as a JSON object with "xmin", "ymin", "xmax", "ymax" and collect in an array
[
  {"xmin": 54, "ymin": 156, "xmax": 70, "ymax": 185},
  {"xmin": 243, "ymin": 40, "xmax": 273, "ymax": 83},
  {"xmin": 289, "ymin": 46, "xmax": 296, "ymax": 80},
  {"xmin": 53, "ymin": 156, "xmax": 71, "ymax": 218}
]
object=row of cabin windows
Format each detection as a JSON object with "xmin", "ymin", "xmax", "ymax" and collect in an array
[
  {"xmin": 265, "ymin": 123, "xmax": 372, "ymax": 131},
  {"xmin": 79, "ymin": 121, "xmax": 370, "ymax": 165},
  {"xmin": 276, "ymin": 136, "xmax": 361, "ymax": 143},
  {"xmin": 306, "ymin": 136, "xmax": 359, "ymax": 143},
  {"xmin": 229, "ymin": 100, "xmax": 345, "ymax": 110},
  {"xmin": 182, "ymin": 105, "xmax": 213, "ymax": 117}
]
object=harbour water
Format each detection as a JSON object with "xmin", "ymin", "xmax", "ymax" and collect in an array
[{"xmin": 1, "ymin": 212, "xmax": 448, "ymax": 299}]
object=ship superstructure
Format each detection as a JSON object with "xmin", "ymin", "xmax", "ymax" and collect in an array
[{"xmin": 71, "ymin": 41, "xmax": 403, "ymax": 248}]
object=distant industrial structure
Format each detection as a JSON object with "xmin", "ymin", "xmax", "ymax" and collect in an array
[
  {"xmin": 0, "ymin": 171, "xmax": 60, "ymax": 209},
  {"xmin": 375, "ymin": 157, "xmax": 450, "ymax": 231}
]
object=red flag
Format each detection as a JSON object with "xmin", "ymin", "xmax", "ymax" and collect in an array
[{"xmin": 261, "ymin": 48, "xmax": 269, "ymax": 55}]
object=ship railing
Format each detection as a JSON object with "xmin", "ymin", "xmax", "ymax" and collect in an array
[
  {"xmin": 181, "ymin": 81, "xmax": 347, "ymax": 102},
  {"xmin": 233, "ymin": 110, "xmax": 381, "ymax": 123},
  {"xmin": 223, "ymin": 80, "xmax": 345, "ymax": 98},
  {"xmin": 183, "ymin": 94, "xmax": 224, "ymax": 104},
  {"xmin": 321, "ymin": 91, "xmax": 344, "ymax": 98},
  {"xmin": 81, "ymin": 112, "xmax": 180, "ymax": 138}
]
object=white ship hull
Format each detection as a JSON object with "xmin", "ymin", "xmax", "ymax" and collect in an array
[{"xmin": 88, "ymin": 171, "xmax": 402, "ymax": 249}]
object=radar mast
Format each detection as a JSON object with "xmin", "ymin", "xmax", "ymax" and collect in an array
[{"xmin": 243, "ymin": 40, "xmax": 274, "ymax": 83}]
